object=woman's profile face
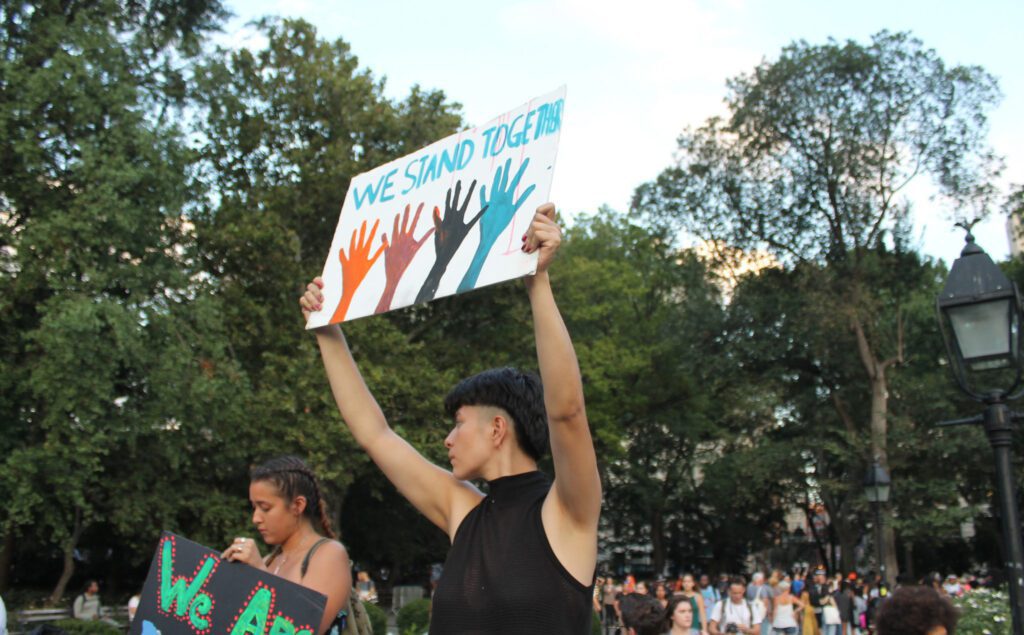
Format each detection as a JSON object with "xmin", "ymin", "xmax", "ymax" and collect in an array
[
  {"xmin": 444, "ymin": 405, "xmax": 496, "ymax": 480},
  {"xmin": 672, "ymin": 601, "xmax": 694, "ymax": 628},
  {"xmin": 250, "ymin": 480, "xmax": 299, "ymax": 546}
]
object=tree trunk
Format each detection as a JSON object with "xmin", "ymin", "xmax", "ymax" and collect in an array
[
  {"xmin": 903, "ymin": 539, "xmax": 915, "ymax": 582},
  {"xmin": 48, "ymin": 507, "xmax": 83, "ymax": 606},
  {"xmin": 0, "ymin": 527, "xmax": 13, "ymax": 593},
  {"xmin": 836, "ymin": 515, "xmax": 858, "ymax": 574},
  {"xmin": 882, "ymin": 515, "xmax": 899, "ymax": 586},
  {"xmin": 853, "ymin": 314, "xmax": 901, "ymax": 583},
  {"xmin": 651, "ymin": 509, "xmax": 666, "ymax": 577}
]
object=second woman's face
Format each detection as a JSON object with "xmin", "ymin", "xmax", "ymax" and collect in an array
[
  {"xmin": 672, "ymin": 602, "xmax": 694, "ymax": 628},
  {"xmin": 250, "ymin": 480, "xmax": 300, "ymax": 546}
]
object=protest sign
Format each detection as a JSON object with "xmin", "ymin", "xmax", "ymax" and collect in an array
[
  {"xmin": 306, "ymin": 86, "xmax": 566, "ymax": 327},
  {"xmin": 130, "ymin": 532, "xmax": 327, "ymax": 635}
]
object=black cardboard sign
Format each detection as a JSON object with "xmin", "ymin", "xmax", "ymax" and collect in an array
[{"xmin": 130, "ymin": 532, "xmax": 327, "ymax": 635}]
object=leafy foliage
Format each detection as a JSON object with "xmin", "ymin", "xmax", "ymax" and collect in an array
[
  {"xmin": 396, "ymin": 598, "xmax": 431, "ymax": 633},
  {"xmin": 954, "ymin": 588, "xmax": 1013, "ymax": 635},
  {"xmin": 52, "ymin": 619, "xmax": 124, "ymax": 635},
  {"xmin": 362, "ymin": 601, "xmax": 387, "ymax": 634}
]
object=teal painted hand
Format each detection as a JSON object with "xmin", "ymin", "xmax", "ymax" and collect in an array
[{"xmin": 457, "ymin": 158, "xmax": 536, "ymax": 293}]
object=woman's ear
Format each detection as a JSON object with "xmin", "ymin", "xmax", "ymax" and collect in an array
[
  {"xmin": 290, "ymin": 495, "xmax": 308, "ymax": 516},
  {"xmin": 491, "ymin": 412, "xmax": 510, "ymax": 448}
]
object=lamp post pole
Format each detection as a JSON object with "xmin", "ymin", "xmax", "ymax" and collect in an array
[
  {"xmin": 874, "ymin": 501, "xmax": 886, "ymax": 588},
  {"xmin": 865, "ymin": 460, "xmax": 891, "ymax": 589},
  {"xmin": 983, "ymin": 397, "xmax": 1024, "ymax": 634},
  {"xmin": 936, "ymin": 227, "xmax": 1024, "ymax": 634}
]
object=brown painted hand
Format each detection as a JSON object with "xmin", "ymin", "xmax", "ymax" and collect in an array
[{"xmin": 375, "ymin": 203, "xmax": 435, "ymax": 313}]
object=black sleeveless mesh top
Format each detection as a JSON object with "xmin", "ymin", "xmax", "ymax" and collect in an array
[{"xmin": 430, "ymin": 471, "xmax": 594, "ymax": 634}]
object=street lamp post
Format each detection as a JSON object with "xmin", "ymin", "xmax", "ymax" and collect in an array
[
  {"xmin": 936, "ymin": 227, "xmax": 1024, "ymax": 635},
  {"xmin": 864, "ymin": 460, "xmax": 891, "ymax": 588}
]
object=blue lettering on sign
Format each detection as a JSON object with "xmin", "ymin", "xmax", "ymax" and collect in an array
[
  {"xmin": 400, "ymin": 139, "xmax": 476, "ymax": 195},
  {"xmin": 533, "ymin": 99, "xmax": 563, "ymax": 140},
  {"xmin": 482, "ymin": 98, "xmax": 563, "ymax": 158},
  {"xmin": 365, "ymin": 96, "xmax": 562, "ymax": 201},
  {"xmin": 352, "ymin": 168, "xmax": 399, "ymax": 210}
]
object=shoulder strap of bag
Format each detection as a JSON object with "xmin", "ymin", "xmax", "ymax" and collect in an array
[{"xmin": 300, "ymin": 538, "xmax": 331, "ymax": 579}]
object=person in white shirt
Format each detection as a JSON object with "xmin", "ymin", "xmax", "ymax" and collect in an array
[
  {"xmin": 941, "ymin": 575, "xmax": 962, "ymax": 597},
  {"xmin": 709, "ymin": 577, "xmax": 758, "ymax": 635}
]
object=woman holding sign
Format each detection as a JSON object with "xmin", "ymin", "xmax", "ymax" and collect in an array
[
  {"xmin": 221, "ymin": 456, "xmax": 353, "ymax": 635},
  {"xmin": 300, "ymin": 204, "xmax": 601, "ymax": 633}
]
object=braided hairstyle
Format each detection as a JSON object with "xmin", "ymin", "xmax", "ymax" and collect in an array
[{"xmin": 250, "ymin": 455, "xmax": 336, "ymax": 545}]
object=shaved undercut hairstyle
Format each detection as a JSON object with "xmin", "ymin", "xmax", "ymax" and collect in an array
[{"xmin": 444, "ymin": 367, "xmax": 549, "ymax": 462}]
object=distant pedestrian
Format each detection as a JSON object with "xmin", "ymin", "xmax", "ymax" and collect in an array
[
  {"xmin": 709, "ymin": 577, "xmax": 757, "ymax": 635},
  {"xmin": 700, "ymin": 573, "xmax": 721, "ymax": 618},
  {"xmin": 770, "ymin": 580, "xmax": 803, "ymax": 635},
  {"xmin": 679, "ymin": 573, "xmax": 709, "ymax": 633},
  {"xmin": 654, "ymin": 582, "xmax": 670, "ymax": 609},
  {"xmin": 666, "ymin": 595, "xmax": 700, "ymax": 635},
  {"xmin": 747, "ymin": 572, "xmax": 773, "ymax": 634},
  {"xmin": 127, "ymin": 594, "xmax": 140, "ymax": 623},
  {"xmin": 73, "ymin": 580, "xmax": 102, "ymax": 621},
  {"xmin": 601, "ymin": 577, "xmax": 618, "ymax": 629}
]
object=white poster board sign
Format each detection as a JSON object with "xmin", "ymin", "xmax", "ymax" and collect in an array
[{"xmin": 307, "ymin": 86, "xmax": 565, "ymax": 327}]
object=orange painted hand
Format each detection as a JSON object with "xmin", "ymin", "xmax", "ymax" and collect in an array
[
  {"xmin": 331, "ymin": 219, "xmax": 386, "ymax": 323},
  {"xmin": 375, "ymin": 203, "xmax": 435, "ymax": 313}
]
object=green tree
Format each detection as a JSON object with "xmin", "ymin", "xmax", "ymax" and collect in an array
[
  {"xmin": 634, "ymin": 31, "xmax": 1003, "ymax": 578},
  {"xmin": 0, "ymin": 0, "xmax": 228, "ymax": 600},
  {"xmin": 188, "ymin": 17, "xmax": 466, "ymax": 572},
  {"xmin": 550, "ymin": 211, "xmax": 729, "ymax": 573}
]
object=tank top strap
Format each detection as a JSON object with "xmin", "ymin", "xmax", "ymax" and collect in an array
[{"xmin": 300, "ymin": 537, "xmax": 331, "ymax": 579}]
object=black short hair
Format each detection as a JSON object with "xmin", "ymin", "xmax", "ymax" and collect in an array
[
  {"xmin": 876, "ymin": 586, "xmax": 958, "ymax": 635},
  {"xmin": 444, "ymin": 367, "xmax": 549, "ymax": 461},
  {"xmin": 619, "ymin": 593, "xmax": 665, "ymax": 635}
]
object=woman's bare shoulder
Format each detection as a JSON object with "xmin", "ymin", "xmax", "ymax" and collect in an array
[{"xmin": 311, "ymin": 539, "xmax": 349, "ymax": 562}]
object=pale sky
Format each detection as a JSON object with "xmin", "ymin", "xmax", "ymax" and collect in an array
[{"xmin": 221, "ymin": 0, "xmax": 1024, "ymax": 264}]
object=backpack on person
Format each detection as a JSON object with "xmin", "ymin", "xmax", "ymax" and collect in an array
[
  {"xmin": 340, "ymin": 597, "xmax": 372, "ymax": 635},
  {"xmin": 300, "ymin": 539, "xmax": 374, "ymax": 635}
]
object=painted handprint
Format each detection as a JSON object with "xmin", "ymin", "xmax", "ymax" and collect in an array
[
  {"xmin": 331, "ymin": 219, "xmax": 386, "ymax": 323},
  {"xmin": 374, "ymin": 202, "xmax": 435, "ymax": 313},
  {"xmin": 457, "ymin": 158, "xmax": 536, "ymax": 293},
  {"xmin": 414, "ymin": 179, "xmax": 487, "ymax": 304}
]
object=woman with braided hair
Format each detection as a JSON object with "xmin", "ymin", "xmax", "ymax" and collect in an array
[{"xmin": 221, "ymin": 456, "xmax": 352, "ymax": 635}]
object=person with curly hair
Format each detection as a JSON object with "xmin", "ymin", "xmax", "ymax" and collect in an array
[
  {"xmin": 875, "ymin": 586, "xmax": 958, "ymax": 635},
  {"xmin": 620, "ymin": 593, "xmax": 667, "ymax": 635}
]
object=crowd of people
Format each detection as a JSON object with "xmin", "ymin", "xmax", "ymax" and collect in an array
[{"xmin": 597, "ymin": 565, "xmax": 972, "ymax": 635}]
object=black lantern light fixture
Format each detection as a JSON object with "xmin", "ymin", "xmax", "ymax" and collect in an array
[
  {"xmin": 937, "ymin": 226, "xmax": 1024, "ymax": 398},
  {"xmin": 863, "ymin": 461, "xmax": 891, "ymax": 504},
  {"xmin": 936, "ymin": 223, "xmax": 1024, "ymax": 635}
]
